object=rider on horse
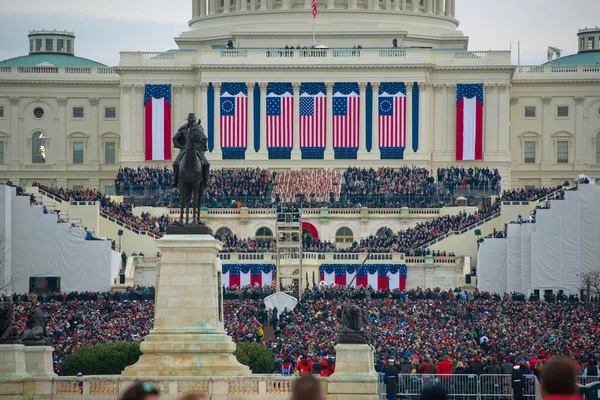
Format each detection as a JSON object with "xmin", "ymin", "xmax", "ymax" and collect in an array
[{"xmin": 172, "ymin": 113, "xmax": 210, "ymax": 188}]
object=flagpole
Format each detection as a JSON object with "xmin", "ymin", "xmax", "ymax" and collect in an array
[
  {"xmin": 312, "ymin": 16, "xmax": 315, "ymax": 47},
  {"xmin": 348, "ymin": 251, "xmax": 370, "ymax": 287}
]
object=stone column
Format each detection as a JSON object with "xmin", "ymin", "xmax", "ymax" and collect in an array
[
  {"xmin": 446, "ymin": 84, "xmax": 456, "ymax": 156},
  {"xmin": 200, "ymin": 0, "xmax": 207, "ymax": 16},
  {"xmin": 210, "ymin": 0, "xmax": 217, "ymax": 14},
  {"xmin": 122, "ymin": 235, "xmax": 251, "ymax": 377},
  {"xmin": 370, "ymin": 82, "xmax": 380, "ymax": 158},
  {"xmin": 193, "ymin": 0, "xmax": 199, "ymax": 16},
  {"xmin": 223, "ymin": 0, "xmax": 231, "ymax": 13},
  {"xmin": 484, "ymin": 84, "xmax": 498, "ymax": 159},
  {"xmin": 292, "ymin": 82, "xmax": 301, "ymax": 160},
  {"xmin": 198, "ymin": 83, "xmax": 208, "ymax": 133},
  {"xmin": 327, "ymin": 0, "xmax": 334, "ymax": 9},
  {"xmin": 401, "ymin": 0, "xmax": 407, "ymax": 11},
  {"xmin": 134, "ymin": 85, "xmax": 145, "ymax": 160},
  {"xmin": 497, "ymin": 84, "xmax": 509, "ymax": 156},
  {"xmin": 385, "ymin": 0, "xmax": 391, "ymax": 11},
  {"xmin": 120, "ymin": 85, "xmax": 134, "ymax": 162},
  {"xmin": 393, "ymin": 0, "xmax": 400, "ymax": 11},
  {"xmin": 260, "ymin": 0, "xmax": 267, "ymax": 10},
  {"xmin": 358, "ymin": 82, "xmax": 368, "ymax": 157},
  {"xmin": 432, "ymin": 84, "xmax": 445, "ymax": 157},
  {"xmin": 88, "ymin": 97, "xmax": 100, "ymax": 174},
  {"xmin": 305, "ymin": 0, "xmax": 312, "ymax": 9},
  {"xmin": 8, "ymin": 97, "xmax": 19, "ymax": 168},
  {"xmin": 213, "ymin": 82, "xmax": 222, "ymax": 158},
  {"xmin": 325, "ymin": 82, "xmax": 334, "ymax": 159},
  {"xmin": 412, "ymin": 0, "xmax": 420, "ymax": 12},
  {"xmin": 541, "ymin": 96, "xmax": 553, "ymax": 167},
  {"xmin": 417, "ymin": 82, "xmax": 429, "ymax": 155},
  {"xmin": 435, "ymin": 0, "xmax": 443, "ymax": 14},
  {"xmin": 246, "ymin": 82, "xmax": 256, "ymax": 156},
  {"xmin": 574, "ymin": 96, "xmax": 585, "ymax": 168},
  {"xmin": 173, "ymin": 85, "xmax": 183, "ymax": 141},
  {"xmin": 405, "ymin": 83, "xmax": 413, "ymax": 154},
  {"xmin": 56, "ymin": 97, "xmax": 68, "ymax": 167},
  {"xmin": 450, "ymin": 0, "xmax": 455, "ymax": 16},
  {"xmin": 349, "ymin": 0, "xmax": 358, "ymax": 9},
  {"xmin": 426, "ymin": 0, "xmax": 433, "ymax": 13},
  {"xmin": 240, "ymin": 0, "xmax": 247, "ymax": 11},
  {"xmin": 258, "ymin": 82, "xmax": 268, "ymax": 157},
  {"xmin": 444, "ymin": 0, "xmax": 451, "ymax": 16}
]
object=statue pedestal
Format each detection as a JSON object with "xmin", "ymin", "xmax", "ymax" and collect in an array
[
  {"xmin": 327, "ymin": 344, "xmax": 378, "ymax": 400},
  {"xmin": 0, "ymin": 344, "xmax": 30, "ymax": 378},
  {"xmin": 123, "ymin": 234, "xmax": 250, "ymax": 377},
  {"xmin": 24, "ymin": 346, "xmax": 56, "ymax": 377}
]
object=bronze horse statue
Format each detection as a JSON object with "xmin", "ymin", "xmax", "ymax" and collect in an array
[{"xmin": 179, "ymin": 124, "xmax": 205, "ymax": 225}]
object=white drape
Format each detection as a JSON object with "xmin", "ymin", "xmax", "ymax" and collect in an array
[
  {"xmin": 477, "ymin": 238, "xmax": 507, "ymax": 294},
  {"xmin": 506, "ymin": 224, "xmax": 522, "ymax": 293}
]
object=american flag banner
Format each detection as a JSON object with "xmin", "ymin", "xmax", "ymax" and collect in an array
[
  {"xmin": 319, "ymin": 264, "xmax": 407, "ymax": 291},
  {"xmin": 220, "ymin": 82, "xmax": 248, "ymax": 149},
  {"xmin": 378, "ymin": 82, "xmax": 407, "ymax": 149},
  {"xmin": 144, "ymin": 84, "xmax": 172, "ymax": 161},
  {"xmin": 266, "ymin": 83, "xmax": 294, "ymax": 150},
  {"xmin": 333, "ymin": 82, "xmax": 360, "ymax": 149},
  {"xmin": 312, "ymin": 0, "xmax": 317, "ymax": 17},
  {"xmin": 300, "ymin": 83, "xmax": 326, "ymax": 152},
  {"xmin": 222, "ymin": 264, "xmax": 275, "ymax": 288},
  {"xmin": 456, "ymin": 83, "xmax": 484, "ymax": 161}
]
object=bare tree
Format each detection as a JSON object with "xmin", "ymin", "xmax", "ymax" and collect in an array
[{"xmin": 581, "ymin": 270, "xmax": 600, "ymax": 302}]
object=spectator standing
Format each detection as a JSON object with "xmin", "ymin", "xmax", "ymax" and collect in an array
[{"xmin": 384, "ymin": 357, "xmax": 400, "ymax": 400}]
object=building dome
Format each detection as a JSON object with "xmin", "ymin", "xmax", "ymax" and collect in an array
[
  {"xmin": 176, "ymin": 0, "xmax": 466, "ymax": 50},
  {"xmin": 549, "ymin": 27, "xmax": 600, "ymax": 65},
  {"xmin": 0, "ymin": 30, "xmax": 106, "ymax": 67}
]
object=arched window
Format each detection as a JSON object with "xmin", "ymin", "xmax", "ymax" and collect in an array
[
  {"xmin": 215, "ymin": 227, "xmax": 233, "ymax": 238},
  {"xmin": 376, "ymin": 227, "xmax": 393, "ymax": 237},
  {"xmin": 32, "ymin": 132, "xmax": 46, "ymax": 164},
  {"xmin": 596, "ymin": 132, "xmax": 600, "ymax": 164},
  {"xmin": 335, "ymin": 227, "xmax": 354, "ymax": 244},
  {"xmin": 255, "ymin": 227, "xmax": 273, "ymax": 240}
]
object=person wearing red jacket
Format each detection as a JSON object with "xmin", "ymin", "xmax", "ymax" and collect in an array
[
  {"xmin": 297, "ymin": 356, "xmax": 313, "ymax": 376},
  {"xmin": 319, "ymin": 360, "xmax": 332, "ymax": 377},
  {"xmin": 436, "ymin": 356, "xmax": 454, "ymax": 377}
]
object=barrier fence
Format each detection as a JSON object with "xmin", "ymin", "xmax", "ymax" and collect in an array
[{"xmin": 378, "ymin": 374, "xmax": 542, "ymax": 400}]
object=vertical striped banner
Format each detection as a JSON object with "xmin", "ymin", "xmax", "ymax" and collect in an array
[
  {"xmin": 220, "ymin": 82, "xmax": 248, "ymax": 159},
  {"xmin": 266, "ymin": 83, "xmax": 294, "ymax": 150},
  {"xmin": 299, "ymin": 82, "xmax": 326, "ymax": 158},
  {"xmin": 332, "ymin": 82, "xmax": 360, "ymax": 152}
]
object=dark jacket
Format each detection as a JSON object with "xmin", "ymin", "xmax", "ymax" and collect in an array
[
  {"xmin": 486, "ymin": 364, "xmax": 502, "ymax": 375},
  {"xmin": 384, "ymin": 364, "xmax": 400, "ymax": 395},
  {"xmin": 399, "ymin": 361, "xmax": 412, "ymax": 374},
  {"xmin": 512, "ymin": 369, "xmax": 524, "ymax": 400},
  {"xmin": 501, "ymin": 362, "xmax": 514, "ymax": 375},
  {"xmin": 469, "ymin": 361, "xmax": 485, "ymax": 375}
]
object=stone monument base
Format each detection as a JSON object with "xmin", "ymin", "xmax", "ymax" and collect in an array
[
  {"xmin": 327, "ymin": 344, "xmax": 378, "ymax": 400},
  {"xmin": 122, "ymin": 331, "xmax": 250, "ymax": 377},
  {"xmin": 0, "ymin": 344, "xmax": 29, "ymax": 378},
  {"xmin": 24, "ymin": 346, "xmax": 56, "ymax": 377}
]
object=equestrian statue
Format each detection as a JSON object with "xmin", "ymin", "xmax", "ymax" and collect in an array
[{"xmin": 172, "ymin": 113, "xmax": 210, "ymax": 225}]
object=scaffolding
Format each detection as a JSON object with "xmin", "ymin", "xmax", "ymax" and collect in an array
[{"xmin": 275, "ymin": 208, "xmax": 303, "ymax": 300}]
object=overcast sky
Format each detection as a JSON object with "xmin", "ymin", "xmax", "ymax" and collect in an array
[{"xmin": 1, "ymin": 0, "xmax": 598, "ymax": 66}]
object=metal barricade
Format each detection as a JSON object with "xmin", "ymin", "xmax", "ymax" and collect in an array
[
  {"xmin": 580, "ymin": 376, "xmax": 600, "ymax": 387},
  {"xmin": 378, "ymin": 374, "xmax": 541, "ymax": 400}
]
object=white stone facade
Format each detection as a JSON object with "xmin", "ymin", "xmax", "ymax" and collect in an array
[{"xmin": 0, "ymin": 3, "xmax": 599, "ymax": 190}]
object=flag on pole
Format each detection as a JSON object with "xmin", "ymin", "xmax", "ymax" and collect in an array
[
  {"xmin": 333, "ymin": 82, "xmax": 360, "ymax": 149},
  {"xmin": 220, "ymin": 83, "xmax": 248, "ymax": 149},
  {"xmin": 312, "ymin": 0, "xmax": 318, "ymax": 17},
  {"xmin": 378, "ymin": 82, "xmax": 407, "ymax": 149},
  {"xmin": 300, "ymin": 83, "xmax": 326, "ymax": 149},
  {"xmin": 266, "ymin": 83, "xmax": 294, "ymax": 149},
  {"xmin": 456, "ymin": 83, "xmax": 484, "ymax": 161},
  {"xmin": 144, "ymin": 84, "xmax": 172, "ymax": 161}
]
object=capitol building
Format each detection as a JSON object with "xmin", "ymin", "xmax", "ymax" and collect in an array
[{"xmin": 0, "ymin": 1, "xmax": 599, "ymax": 192}]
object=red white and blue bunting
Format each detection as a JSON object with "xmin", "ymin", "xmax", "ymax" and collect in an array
[
  {"xmin": 222, "ymin": 264, "xmax": 275, "ymax": 288},
  {"xmin": 319, "ymin": 264, "xmax": 407, "ymax": 291}
]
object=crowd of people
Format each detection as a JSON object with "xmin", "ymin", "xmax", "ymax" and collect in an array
[
  {"xmin": 273, "ymin": 169, "xmax": 342, "ymax": 202},
  {"xmin": 9, "ymin": 285, "xmax": 600, "ymax": 377},
  {"xmin": 436, "ymin": 167, "xmax": 501, "ymax": 191}
]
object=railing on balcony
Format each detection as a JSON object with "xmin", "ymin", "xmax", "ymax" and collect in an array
[
  {"xmin": 515, "ymin": 64, "xmax": 600, "ymax": 77},
  {"xmin": 0, "ymin": 66, "xmax": 118, "ymax": 76}
]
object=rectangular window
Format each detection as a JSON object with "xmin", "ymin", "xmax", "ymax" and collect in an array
[
  {"xmin": 57, "ymin": 39, "xmax": 64, "ymax": 52},
  {"xmin": 524, "ymin": 141, "xmax": 536, "ymax": 164},
  {"xmin": 30, "ymin": 39, "xmax": 34, "ymax": 53},
  {"xmin": 45, "ymin": 39, "xmax": 53, "ymax": 52},
  {"xmin": 72, "ymin": 107, "xmax": 84, "ymax": 119},
  {"xmin": 524, "ymin": 106, "xmax": 536, "ymax": 118},
  {"xmin": 67, "ymin": 40, "xmax": 72, "ymax": 53},
  {"xmin": 588, "ymin": 37, "xmax": 594, "ymax": 50},
  {"xmin": 35, "ymin": 39, "xmax": 42, "ymax": 52},
  {"xmin": 557, "ymin": 141, "xmax": 569, "ymax": 164},
  {"xmin": 0, "ymin": 106, "xmax": 4, "ymax": 118},
  {"xmin": 0, "ymin": 142, "xmax": 4, "ymax": 164},
  {"xmin": 557, "ymin": 105, "xmax": 569, "ymax": 118},
  {"xmin": 104, "ymin": 107, "xmax": 117, "ymax": 119},
  {"xmin": 73, "ymin": 142, "xmax": 84, "ymax": 164},
  {"xmin": 105, "ymin": 141, "xmax": 116, "ymax": 164}
]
